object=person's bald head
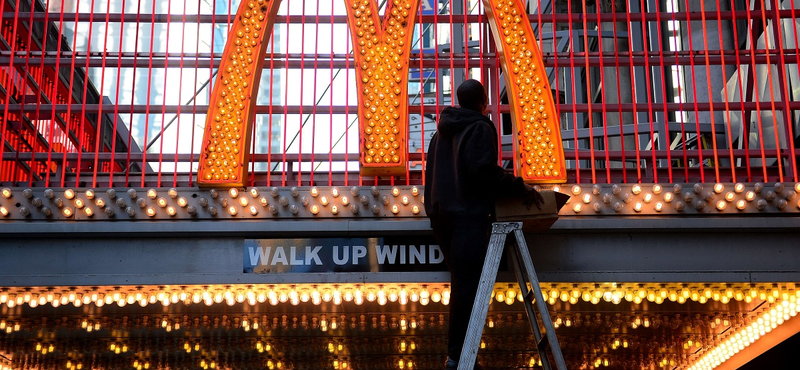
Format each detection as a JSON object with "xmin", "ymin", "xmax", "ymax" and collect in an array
[{"xmin": 457, "ymin": 79, "xmax": 488, "ymax": 114}]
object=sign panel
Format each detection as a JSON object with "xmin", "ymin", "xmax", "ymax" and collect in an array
[{"xmin": 244, "ymin": 237, "xmax": 446, "ymax": 273}]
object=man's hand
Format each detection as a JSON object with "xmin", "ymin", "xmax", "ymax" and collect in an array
[{"xmin": 523, "ymin": 185, "xmax": 544, "ymax": 210}]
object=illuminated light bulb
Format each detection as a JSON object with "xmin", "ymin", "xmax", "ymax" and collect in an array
[
  {"xmin": 146, "ymin": 207, "xmax": 156, "ymax": 217},
  {"xmin": 391, "ymin": 205, "xmax": 400, "ymax": 214},
  {"xmin": 735, "ymin": 183, "xmax": 745, "ymax": 193},
  {"xmin": 582, "ymin": 193, "xmax": 591, "ymax": 204},
  {"xmin": 411, "ymin": 205, "xmax": 420, "ymax": 214},
  {"xmin": 74, "ymin": 199, "xmax": 84, "ymax": 209},
  {"xmin": 239, "ymin": 197, "xmax": 249, "ymax": 206},
  {"xmin": 177, "ymin": 197, "xmax": 188, "ymax": 207},
  {"xmin": 310, "ymin": 205, "xmax": 320, "ymax": 215},
  {"xmin": 652, "ymin": 184, "xmax": 663, "ymax": 194},
  {"xmin": 631, "ymin": 184, "xmax": 642, "ymax": 195},
  {"xmin": 411, "ymin": 186, "xmax": 419, "ymax": 196},
  {"xmin": 331, "ymin": 205, "xmax": 339, "ymax": 215},
  {"xmin": 228, "ymin": 206, "xmax": 238, "ymax": 216},
  {"xmin": 746, "ymin": 191, "xmax": 756, "ymax": 201},
  {"xmin": 64, "ymin": 189, "xmax": 75, "ymax": 199},
  {"xmin": 229, "ymin": 188, "xmax": 239, "ymax": 198},
  {"xmin": 85, "ymin": 189, "xmax": 95, "ymax": 199},
  {"xmin": 716, "ymin": 200, "xmax": 727, "ymax": 211},
  {"xmin": 392, "ymin": 187, "xmax": 400, "ymax": 197},
  {"xmin": 260, "ymin": 197, "xmax": 268, "ymax": 206},
  {"xmin": 714, "ymin": 183, "xmax": 724, "ymax": 193},
  {"xmin": 167, "ymin": 206, "xmax": 177, "ymax": 216},
  {"xmin": 572, "ymin": 203, "xmax": 582, "ymax": 213},
  {"xmin": 655, "ymin": 202, "xmax": 663, "ymax": 212},
  {"xmin": 341, "ymin": 196, "xmax": 350, "ymax": 206},
  {"xmin": 331, "ymin": 187, "xmax": 340, "ymax": 198},
  {"xmin": 634, "ymin": 202, "xmax": 643, "ymax": 212},
  {"xmin": 83, "ymin": 207, "xmax": 94, "ymax": 217},
  {"xmin": 147, "ymin": 189, "xmax": 158, "ymax": 199},
  {"xmin": 736, "ymin": 200, "xmax": 747, "ymax": 210},
  {"xmin": 310, "ymin": 187, "xmax": 319, "ymax": 197},
  {"xmin": 571, "ymin": 185, "xmax": 581, "ymax": 195},
  {"xmin": 1, "ymin": 188, "xmax": 11, "ymax": 198},
  {"xmin": 0, "ymin": 207, "xmax": 8, "ymax": 217},
  {"xmin": 157, "ymin": 197, "xmax": 167, "ymax": 207},
  {"xmin": 320, "ymin": 196, "xmax": 329, "ymax": 206},
  {"xmin": 643, "ymin": 193, "xmax": 653, "ymax": 203}
]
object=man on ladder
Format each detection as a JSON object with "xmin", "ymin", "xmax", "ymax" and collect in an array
[{"xmin": 424, "ymin": 79, "xmax": 545, "ymax": 370}]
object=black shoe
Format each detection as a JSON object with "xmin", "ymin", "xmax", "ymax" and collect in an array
[{"xmin": 445, "ymin": 357, "xmax": 484, "ymax": 370}]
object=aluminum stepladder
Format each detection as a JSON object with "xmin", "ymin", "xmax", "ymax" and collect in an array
[{"xmin": 457, "ymin": 221, "xmax": 567, "ymax": 370}]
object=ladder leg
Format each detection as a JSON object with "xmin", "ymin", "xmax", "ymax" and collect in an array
[
  {"xmin": 512, "ymin": 229, "xmax": 568, "ymax": 370},
  {"xmin": 507, "ymin": 244, "xmax": 553, "ymax": 370},
  {"xmin": 456, "ymin": 222, "xmax": 516, "ymax": 370}
]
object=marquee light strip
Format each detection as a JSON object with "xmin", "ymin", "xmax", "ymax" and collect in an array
[
  {"xmin": 483, "ymin": 0, "xmax": 566, "ymax": 184},
  {"xmin": 197, "ymin": 0, "xmax": 282, "ymax": 187},
  {"xmin": 344, "ymin": 0, "xmax": 421, "ymax": 177}
]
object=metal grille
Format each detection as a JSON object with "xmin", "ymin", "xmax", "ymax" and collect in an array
[{"xmin": 1, "ymin": 0, "xmax": 798, "ymax": 187}]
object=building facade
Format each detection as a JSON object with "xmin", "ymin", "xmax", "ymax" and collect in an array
[{"xmin": 1, "ymin": 0, "xmax": 800, "ymax": 369}]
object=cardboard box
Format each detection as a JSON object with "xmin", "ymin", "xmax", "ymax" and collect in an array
[{"xmin": 495, "ymin": 191, "xmax": 570, "ymax": 232}]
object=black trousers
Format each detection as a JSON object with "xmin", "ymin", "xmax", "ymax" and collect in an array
[{"xmin": 430, "ymin": 215, "xmax": 492, "ymax": 361}]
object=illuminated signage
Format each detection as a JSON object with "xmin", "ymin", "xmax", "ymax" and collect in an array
[{"xmin": 199, "ymin": 0, "xmax": 565, "ymax": 186}]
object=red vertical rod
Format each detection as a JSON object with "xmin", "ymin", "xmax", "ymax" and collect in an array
[
  {"xmin": 758, "ymin": 2, "xmax": 784, "ymax": 182},
  {"xmin": 175, "ymin": 0, "xmax": 188, "ymax": 188},
  {"xmin": 189, "ymin": 0, "xmax": 202, "ymax": 187},
  {"xmin": 0, "ymin": 0, "xmax": 21, "ymax": 182},
  {"xmin": 727, "ymin": 0, "xmax": 752, "ymax": 182},
  {"xmin": 637, "ymin": 0, "xmax": 658, "ymax": 183},
  {"xmin": 281, "ymin": 6, "xmax": 290, "ymax": 186},
  {"xmin": 566, "ymin": 0, "xmax": 581, "ymax": 183},
  {"xmin": 415, "ymin": 0, "xmax": 424, "ymax": 184},
  {"xmin": 681, "ymin": 0, "xmax": 707, "ymax": 183},
  {"xmin": 610, "ymin": 0, "xmax": 628, "ymax": 183},
  {"xmin": 125, "ymin": 0, "xmax": 144, "ymax": 187},
  {"xmin": 744, "ymin": 1, "xmax": 770, "ymax": 182},
  {"xmin": 698, "ymin": 1, "xmax": 722, "ymax": 182},
  {"xmin": 76, "ymin": 0, "xmax": 98, "ymax": 186},
  {"xmin": 92, "ymin": 1, "xmax": 113, "ymax": 188},
  {"xmin": 24, "ymin": 0, "xmax": 42, "ymax": 186},
  {"xmin": 713, "ymin": 1, "xmax": 738, "ymax": 183},
  {"xmin": 668, "ymin": 4, "xmax": 690, "ymax": 182},
  {"xmin": 624, "ymin": 3, "xmax": 643, "ymax": 182},
  {"xmin": 109, "ymin": 0, "xmax": 127, "ymax": 187},
  {"xmin": 766, "ymin": 0, "xmax": 796, "ymax": 182},
  {"xmin": 593, "ymin": 3, "xmax": 612, "ymax": 183},
  {"xmin": 140, "ymin": 1, "xmax": 157, "ymax": 187},
  {"xmin": 310, "ymin": 1, "xmax": 320, "ymax": 185},
  {"xmin": 328, "ymin": 0, "xmax": 335, "ymax": 185},
  {"xmin": 46, "ymin": 0, "xmax": 68, "ymax": 186},
  {"xmin": 786, "ymin": 0, "xmax": 800, "ymax": 182},
  {"xmin": 63, "ymin": 0, "xmax": 81, "ymax": 187},
  {"xmin": 157, "ymin": 1, "xmax": 173, "ymax": 186},
  {"xmin": 298, "ymin": 0, "xmax": 306, "ymax": 186},
  {"xmin": 653, "ymin": 1, "xmax": 674, "ymax": 183},
  {"xmin": 579, "ymin": 1, "xmax": 597, "ymax": 184},
  {"xmin": 448, "ymin": 0, "xmax": 455, "ymax": 105},
  {"xmin": 266, "ymin": 11, "xmax": 276, "ymax": 187}
]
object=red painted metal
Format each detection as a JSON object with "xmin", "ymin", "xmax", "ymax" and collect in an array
[{"xmin": 1, "ymin": 1, "xmax": 798, "ymax": 187}]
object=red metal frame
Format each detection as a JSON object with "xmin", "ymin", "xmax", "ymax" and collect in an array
[{"xmin": 1, "ymin": 0, "xmax": 798, "ymax": 187}]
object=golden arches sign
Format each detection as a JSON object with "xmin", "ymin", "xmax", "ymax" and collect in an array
[{"xmin": 197, "ymin": 0, "xmax": 565, "ymax": 187}]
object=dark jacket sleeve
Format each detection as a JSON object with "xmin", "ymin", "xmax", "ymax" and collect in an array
[{"xmin": 462, "ymin": 119, "xmax": 526, "ymax": 197}]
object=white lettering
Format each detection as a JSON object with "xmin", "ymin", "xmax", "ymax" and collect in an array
[
  {"xmin": 272, "ymin": 246, "xmax": 288, "ymax": 265},
  {"xmin": 306, "ymin": 246, "xmax": 323, "ymax": 265},
  {"xmin": 333, "ymin": 246, "xmax": 349, "ymax": 265},
  {"xmin": 248, "ymin": 246, "xmax": 271, "ymax": 266},
  {"xmin": 375, "ymin": 245, "xmax": 398, "ymax": 264},
  {"xmin": 290, "ymin": 247, "xmax": 304, "ymax": 265},
  {"xmin": 409, "ymin": 245, "xmax": 425, "ymax": 264},
  {"xmin": 400, "ymin": 245, "xmax": 406, "ymax": 264},
  {"xmin": 429, "ymin": 244, "xmax": 444, "ymax": 264},
  {"xmin": 352, "ymin": 245, "xmax": 367, "ymax": 264}
]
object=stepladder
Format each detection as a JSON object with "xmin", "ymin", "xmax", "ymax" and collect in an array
[{"xmin": 457, "ymin": 221, "xmax": 568, "ymax": 370}]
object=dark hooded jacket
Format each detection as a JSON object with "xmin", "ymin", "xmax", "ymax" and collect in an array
[{"xmin": 424, "ymin": 107, "xmax": 527, "ymax": 220}]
